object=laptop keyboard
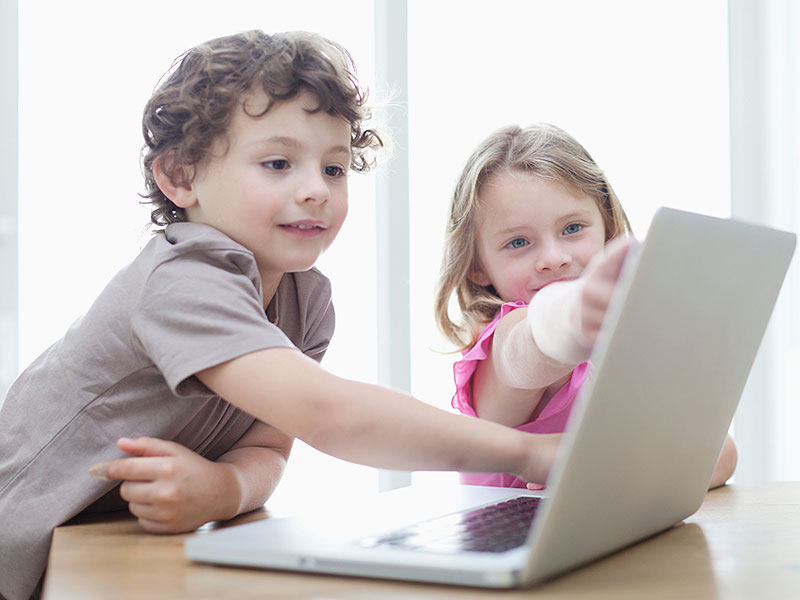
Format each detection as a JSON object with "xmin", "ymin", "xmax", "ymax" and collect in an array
[{"xmin": 358, "ymin": 496, "xmax": 542, "ymax": 554}]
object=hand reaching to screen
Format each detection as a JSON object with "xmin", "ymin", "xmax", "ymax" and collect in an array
[
  {"xmin": 577, "ymin": 236, "xmax": 634, "ymax": 345},
  {"xmin": 527, "ymin": 236, "xmax": 634, "ymax": 366}
]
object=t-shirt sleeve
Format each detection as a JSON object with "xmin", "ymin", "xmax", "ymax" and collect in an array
[
  {"xmin": 299, "ymin": 273, "xmax": 335, "ymax": 363},
  {"xmin": 131, "ymin": 248, "xmax": 296, "ymax": 394}
]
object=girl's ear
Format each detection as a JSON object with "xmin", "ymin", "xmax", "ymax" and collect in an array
[
  {"xmin": 152, "ymin": 155, "xmax": 197, "ymax": 209},
  {"xmin": 467, "ymin": 263, "xmax": 491, "ymax": 287}
]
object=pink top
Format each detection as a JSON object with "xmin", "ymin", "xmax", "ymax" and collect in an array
[{"xmin": 452, "ymin": 301, "xmax": 590, "ymax": 488}]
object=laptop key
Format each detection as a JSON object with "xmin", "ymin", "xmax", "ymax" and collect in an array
[{"xmin": 360, "ymin": 496, "xmax": 541, "ymax": 554}]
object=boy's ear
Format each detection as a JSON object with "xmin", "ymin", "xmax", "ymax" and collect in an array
[{"xmin": 152, "ymin": 155, "xmax": 197, "ymax": 209}]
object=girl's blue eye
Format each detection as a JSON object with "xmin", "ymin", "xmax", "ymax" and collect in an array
[
  {"xmin": 508, "ymin": 238, "xmax": 528, "ymax": 249},
  {"xmin": 324, "ymin": 165, "xmax": 345, "ymax": 177},
  {"xmin": 564, "ymin": 223, "xmax": 582, "ymax": 235},
  {"xmin": 263, "ymin": 159, "xmax": 288, "ymax": 170}
]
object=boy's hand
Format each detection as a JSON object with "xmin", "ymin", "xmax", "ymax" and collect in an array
[
  {"xmin": 578, "ymin": 237, "xmax": 634, "ymax": 345},
  {"xmin": 519, "ymin": 433, "xmax": 562, "ymax": 489},
  {"xmin": 88, "ymin": 437, "xmax": 238, "ymax": 533}
]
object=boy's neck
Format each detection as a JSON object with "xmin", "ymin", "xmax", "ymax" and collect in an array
[{"xmin": 260, "ymin": 271, "xmax": 284, "ymax": 311}]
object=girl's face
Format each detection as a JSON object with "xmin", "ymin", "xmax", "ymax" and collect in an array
[{"xmin": 469, "ymin": 171, "xmax": 607, "ymax": 304}]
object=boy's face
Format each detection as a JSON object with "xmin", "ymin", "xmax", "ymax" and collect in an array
[
  {"xmin": 469, "ymin": 172, "xmax": 606, "ymax": 304},
  {"xmin": 185, "ymin": 90, "xmax": 351, "ymax": 289}
]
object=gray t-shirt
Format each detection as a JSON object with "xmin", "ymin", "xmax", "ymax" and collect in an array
[{"xmin": 0, "ymin": 222, "xmax": 334, "ymax": 600}]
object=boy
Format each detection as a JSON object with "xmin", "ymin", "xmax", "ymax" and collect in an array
[{"xmin": 0, "ymin": 30, "xmax": 558, "ymax": 600}]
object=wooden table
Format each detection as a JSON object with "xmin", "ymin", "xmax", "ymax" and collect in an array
[{"xmin": 42, "ymin": 482, "xmax": 800, "ymax": 599}]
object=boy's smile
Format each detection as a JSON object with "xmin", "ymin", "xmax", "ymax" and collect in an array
[{"xmin": 182, "ymin": 90, "xmax": 351, "ymax": 301}]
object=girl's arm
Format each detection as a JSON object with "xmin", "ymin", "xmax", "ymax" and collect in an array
[
  {"xmin": 708, "ymin": 434, "xmax": 737, "ymax": 489},
  {"xmin": 472, "ymin": 308, "xmax": 575, "ymax": 426},
  {"xmin": 195, "ymin": 348, "xmax": 560, "ymax": 485},
  {"xmin": 474, "ymin": 238, "xmax": 633, "ymax": 427}
]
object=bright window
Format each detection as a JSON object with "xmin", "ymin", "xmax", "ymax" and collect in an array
[
  {"xmin": 407, "ymin": 0, "xmax": 730, "ymax": 417},
  {"xmin": 18, "ymin": 0, "xmax": 378, "ymax": 513},
  {"xmin": 17, "ymin": 0, "xmax": 735, "ymax": 502}
]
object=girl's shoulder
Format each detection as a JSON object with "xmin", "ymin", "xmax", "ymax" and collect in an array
[
  {"xmin": 452, "ymin": 301, "xmax": 526, "ymax": 415},
  {"xmin": 467, "ymin": 301, "xmax": 527, "ymax": 358}
]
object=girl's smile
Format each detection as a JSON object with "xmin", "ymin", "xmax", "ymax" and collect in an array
[{"xmin": 469, "ymin": 172, "xmax": 607, "ymax": 304}]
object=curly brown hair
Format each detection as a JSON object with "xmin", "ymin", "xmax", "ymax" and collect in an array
[{"xmin": 140, "ymin": 30, "xmax": 382, "ymax": 228}]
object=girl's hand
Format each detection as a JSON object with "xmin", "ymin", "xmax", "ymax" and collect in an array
[
  {"xmin": 527, "ymin": 237, "xmax": 633, "ymax": 366},
  {"xmin": 578, "ymin": 237, "xmax": 634, "ymax": 344},
  {"xmin": 88, "ymin": 437, "xmax": 239, "ymax": 533}
]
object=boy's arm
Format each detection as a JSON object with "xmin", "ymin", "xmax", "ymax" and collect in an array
[
  {"xmin": 195, "ymin": 348, "xmax": 561, "ymax": 485},
  {"xmin": 215, "ymin": 420, "xmax": 293, "ymax": 515},
  {"xmin": 93, "ymin": 421, "xmax": 292, "ymax": 534}
]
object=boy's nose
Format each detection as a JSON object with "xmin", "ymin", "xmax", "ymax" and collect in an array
[{"xmin": 295, "ymin": 171, "xmax": 329, "ymax": 204}]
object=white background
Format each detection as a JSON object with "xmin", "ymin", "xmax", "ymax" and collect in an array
[{"xmin": 7, "ymin": 0, "xmax": 797, "ymax": 512}]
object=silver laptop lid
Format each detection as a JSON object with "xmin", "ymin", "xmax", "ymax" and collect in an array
[{"xmin": 522, "ymin": 207, "xmax": 796, "ymax": 583}]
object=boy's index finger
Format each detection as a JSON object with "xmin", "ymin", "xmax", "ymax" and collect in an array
[
  {"xmin": 88, "ymin": 457, "xmax": 163, "ymax": 482},
  {"xmin": 88, "ymin": 460, "xmax": 115, "ymax": 481}
]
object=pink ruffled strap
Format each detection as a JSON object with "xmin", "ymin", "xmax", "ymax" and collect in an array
[{"xmin": 451, "ymin": 301, "xmax": 526, "ymax": 415}]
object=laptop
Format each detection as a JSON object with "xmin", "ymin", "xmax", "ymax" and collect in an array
[{"xmin": 185, "ymin": 207, "xmax": 796, "ymax": 588}]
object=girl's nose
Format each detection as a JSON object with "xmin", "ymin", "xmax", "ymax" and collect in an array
[{"xmin": 535, "ymin": 241, "xmax": 571, "ymax": 273}]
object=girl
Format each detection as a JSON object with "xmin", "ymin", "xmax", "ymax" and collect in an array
[
  {"xmin": 434, "ymin": 123, "xmax": 737, "ymax": 490},
  {"xmin": 0, "ymin": 34, "xmax": 559, "ymax": 600}
]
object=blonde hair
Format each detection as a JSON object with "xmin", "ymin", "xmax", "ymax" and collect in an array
[{"xmin": 434, "ymin": 123, "xmax": 632, "ymax": 352}]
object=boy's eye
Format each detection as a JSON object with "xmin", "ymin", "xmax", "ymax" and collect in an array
[
  {"xmin": 324, "ymin": 165, "xmax": 346, "ymax": 177},
  {"xmin": 564, "ymin": 223, "xmax": 583, "ymax": 235},
  {"xmin": 263, "ymin": 159, "xmax": 288, "ymax": 170},
  {"xmin": 508, "ymin": 238, "xmax": 528, "ymax": 249}
]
